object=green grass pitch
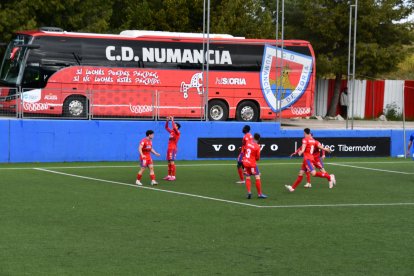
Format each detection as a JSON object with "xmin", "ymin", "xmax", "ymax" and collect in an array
[{"xmin": 0, "ymin": 158, "xmax": 413, "ymax": 275}]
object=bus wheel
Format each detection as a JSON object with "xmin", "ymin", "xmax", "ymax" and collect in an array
[
  {"xmin": 63, "ymin": 96, "xmax": 88, "ymax": 117},
  {"xmin": 236, "ymin": 101, "xmax": 259, "ymax": 122},
  {"xmin": 208, "ymin": 100, "xmax": 228, "ymax": 121}
]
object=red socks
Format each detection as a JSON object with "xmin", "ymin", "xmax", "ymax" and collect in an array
[
  {"xmin": 315, "ymin": 171, "xmax": 330, "ymax": 181},
  {"xmin": 255, "ymin": 179, "xmax": 262, "ymax": 195},
  {"xmin": 306, "ymin": 171, "xmax": 311, "ymax": 183},
  {"xmin": 289, "ymin": 171, "xmax": 330, "ymax": 190},
  {"xmin": 238, "ymin": 168, "xmax": 244, "ymax": 181},
  {"xmin": 292, "ymin": 175, "xmax": 304, "ymax": 189},
  {"xmin": 245, "ymin": 178, "xmax": 251, "ymax": 193},
  {"xmin": 246, "ymin": 178, "xmax": 263, "ymax": 195},
  {"xmin": 168, "ymin": 163, "xmax": 176, "ymax": 176}
]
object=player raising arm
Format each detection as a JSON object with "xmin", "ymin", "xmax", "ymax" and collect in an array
[
  {"xmin": 163, "ymin": 116, "xmax": 181, "ymax": 181},
  {"xmin": 136, "ymin": 130, "xmax": 161, "ymax": 186}
]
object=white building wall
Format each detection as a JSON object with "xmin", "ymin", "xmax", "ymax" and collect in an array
[
  {"xmin": 313, "ymin": 79, "xmax": 410, "ymax": 119},
  {"xmin": 348, "ymin": 80, "xmax": 366, "ymax": 119},
  {"xmin": 383, "ymin": 80, "xmax": 404, "ymax": 115},
  {"xmin": 314, "ymin": 79, "xmax": 329, "ymax": 117}
]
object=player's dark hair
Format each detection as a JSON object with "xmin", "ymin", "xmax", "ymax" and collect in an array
[
  {"xmin": 254, "ymin": 133, "xmax": 260, "ymax": 141},
  {"xmin": 242, "ymin": 125, "xmax": 250, "ymax": 134},
  {"xmin": 304, "ymin": 128, "xmax": 311, "ymax": 135},
  {"xmin": 146, "ymin": 130, "xmax": 154, "ymax": 136},
  {"xmin": 176, "ymin": 123, "xmax": 181, "ymax": 129}
]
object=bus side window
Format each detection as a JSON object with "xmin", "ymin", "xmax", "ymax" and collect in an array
[{"xmin": 22, "ymin": 66, "xmax": 43, "ymax": 88}]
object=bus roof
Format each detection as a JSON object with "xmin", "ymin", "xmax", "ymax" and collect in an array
[
  {"xmin": 120, "ymin": 30, "xmax": 245, "ymax": 39},
  {"xmin": 15, "ymin": 28, "xmax": 311, "ymax": 45}
]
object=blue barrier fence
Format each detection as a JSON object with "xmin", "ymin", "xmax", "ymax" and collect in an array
[{"xmin": 0, "ymin": 119, "xmax": 412, "ymax": 163}]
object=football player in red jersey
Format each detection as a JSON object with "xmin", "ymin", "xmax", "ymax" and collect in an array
[
  {"xmin": 242, "ymin": 133, "xmax": 267, "ymax": 199},
  {"xmin": 236, "ymin": 125, "xmax": 253, "ymax": 184},
  {"xmin": 136, "ymin": 130, "xmax": 161, "ymax": 186},
  {"xmin": 163, "ymin": 116, "xmax": 181, "ymax": 181},
  {"xmin": 290, "ymin": 134, "xmax": 330, "ymax": 188},
  {"xmin": 285, "ymin": 128, "xmax": 336, "ymax": 192}
]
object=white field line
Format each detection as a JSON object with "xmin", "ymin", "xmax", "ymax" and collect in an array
[
  {"xmin": 1, "ymin": 160, "xmax": 413, "ymax": 170},
  {"xmin": 34, "ymin": 168, "xmax": 414, "ymax": 209},
  {"xmin": 329, "ymin": 163, "xmax": 414, "ymax": 175},
  {"xmin": 1, "ymin": 162, "xmax": 298, "ymax": 170},
  {"xmin": 34, "ymin": 168, "xmax": 258, "ymax": 208},
  {"xmin": 260, "ymin": 202, "xmax": 414, "ymax": 208}
]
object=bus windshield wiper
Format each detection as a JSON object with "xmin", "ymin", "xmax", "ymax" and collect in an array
[{"xmin": 72, "ymin": 52, "xmax": 82, "ymax": 65}]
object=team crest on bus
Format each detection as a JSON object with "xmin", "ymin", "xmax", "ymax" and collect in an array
[
  {"xmin": 260, "ymin": 45, "xmax": 313, "ymax": 112},
  {"xmin": 180, "ymin": 72, "xmax": 204, "ymax": 99}
]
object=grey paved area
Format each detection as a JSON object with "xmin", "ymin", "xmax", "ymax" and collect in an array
[{"xmin": 279, "ymin": 118, "xmax": 414, "ymax": 130}]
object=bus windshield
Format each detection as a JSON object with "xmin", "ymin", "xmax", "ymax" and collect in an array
[{"xmin": 0, "ymin": 35, "xmax": 32, "ymax": 86}]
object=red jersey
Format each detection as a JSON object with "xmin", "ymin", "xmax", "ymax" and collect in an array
[
  {"xmin": 301, "ymin": 136, "xmax": 319, "ymax": 160},
  {"xmin": 313, "ymin": 141, "xmax": 326, "ymax": 159},
  {"xmin": 242, "ymin": 141, "xmax": 260, "ymax": 167},
  {"xmin": 242, "ymin": 133, "xmax": 253, "ymax": 151},
  {"xmin": 165, "ymin": 121, "xmax": 180, "ymax": 149},
  {"xmin": 139, "ymin": 138, "xmax": 152, "ymax": 159}
]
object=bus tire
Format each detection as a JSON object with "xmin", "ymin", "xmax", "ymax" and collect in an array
[
  {"xmin": 236, "ymin": 101, "xmax": 259, "ymax": 122},
  {"xmin": 208, "ymin": 100, "xmax": 228, "ymax": 121},
  {"xmin": 63, "ymin": 96, "xmax": 88, "ymax": 118}
]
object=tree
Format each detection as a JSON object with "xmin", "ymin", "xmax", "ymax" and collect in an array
[
  {"xmin": 282, "ymin": 0, "xmax": 414, "ymax": 117},
  {"xmin": 212, "ymin": 0, "xmax": 274, "ymax": 38},
  {"xmin": 110, "ymin": 0, "xmax": 155, "ymax": 32},
  {"xmin": 0, "ymin": 0, "xmax": 114, "ymax": 39},
  {"xmin": 110, "ymin": 0, "xmax": 206, "ymax": 33}
]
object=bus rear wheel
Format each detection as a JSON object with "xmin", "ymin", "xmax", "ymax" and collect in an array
[
  {"xmin": 63, "ymin": 96, "xmax": 88, "ymax": 118},
  {"xmin": 208, "ymin": 100, "xmax": 228, "ymax": 121},
  {"xmin": 236, "ymin": 101, "xmax": 259, "ymax": 122}
]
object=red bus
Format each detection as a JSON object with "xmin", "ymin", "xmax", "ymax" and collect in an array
[{"xmin": 0, "ymin": 28, "xmax": 316, "ymax": 121}]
